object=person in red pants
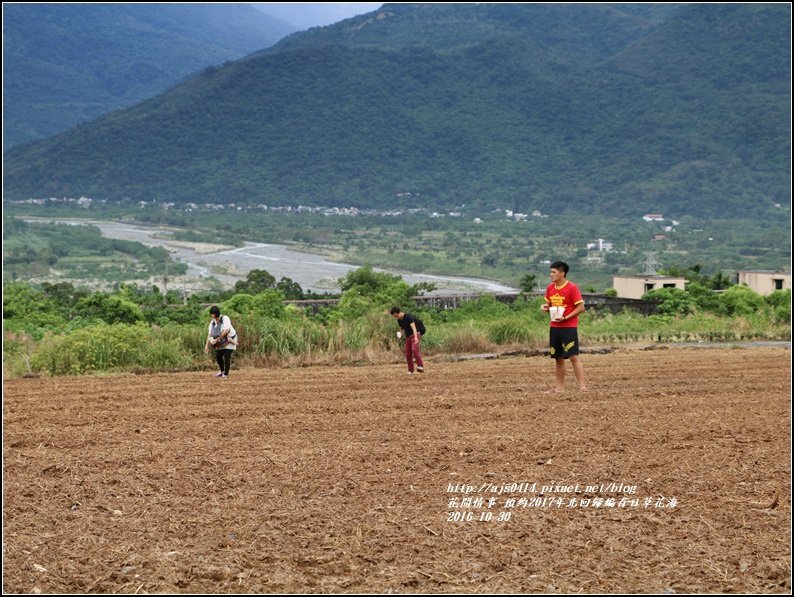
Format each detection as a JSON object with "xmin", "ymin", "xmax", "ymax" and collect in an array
[{"xmin": 390, "ymin": 306, "xmax": 426, "ymax": 374}]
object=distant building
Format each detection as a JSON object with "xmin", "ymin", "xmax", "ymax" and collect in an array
[
  {"xmin": 612, "ymin": 275, "xmax": 686, "ymax": 299},
  {"xmin": 643, "ymin": 214, "xmax": 664, "ymax": 222},
  {"xmin": 737, "ymin": 271, "xmax": 791, "ymax": 295},
  {"xmin": 587, "ymin": 239, "xmax": 613, "ymax": 252}
]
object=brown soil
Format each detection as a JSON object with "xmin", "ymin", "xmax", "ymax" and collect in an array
[{"xmin": 3, "ymin": 346, "xmax": 790, "ymax": 594}]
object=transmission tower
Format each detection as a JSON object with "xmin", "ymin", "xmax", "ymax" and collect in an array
[{"xmin": 642, "ymin": 252, "xmax": 661, "ymax": 275}]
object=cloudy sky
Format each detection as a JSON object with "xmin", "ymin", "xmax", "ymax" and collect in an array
[{"xmin": 251, "ymin": 3, "xmax": 384, "ymax": 30}]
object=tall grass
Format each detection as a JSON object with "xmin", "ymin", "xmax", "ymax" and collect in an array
[
  {"xmin": 6, "ymin": 307, "xmax": 789, "ymax": 378},
  {"xmin": 29, "ymin": 323, "xmax": 194, "ymax": 375},
  {"xmin": 582, "ymin": 309, "xmax": 790, "ymax": 343}
]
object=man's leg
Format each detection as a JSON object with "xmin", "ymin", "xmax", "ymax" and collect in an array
[
  {"xmin": 413, "ymin": 334, "xmax": 424, "ymax": 371},
  {"xmin": 554, "ymin": 357, "xmax": 566, "ymax": 391},
  {"xmin": 546, "ymin": 328, "xmax": 566, "ymax": 393},
  {"xmin": 405, "ymin": 338, "xmax": 414, "ymax": 373},
  {"xmin": 569, "ymin": 355, "xmax": 587, "ymax": 391}
]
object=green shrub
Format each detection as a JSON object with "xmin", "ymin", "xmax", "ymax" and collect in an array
[
  {"xmin": 143, "ymin": 303, "xmax": 204, "ymax": 326},
  {"xmin": 3, "ymin": 282, "xmax": 67, "ymax": 336},
  {"xmin": 255, "ymin": 320, "xmax": 308, "ymax": 356},
  {"xmin": 221, "ymin": 289, "xmax": 287, "ymax": 320},
  {"xmin": 765, "ymin": 289, "xmax": 791, "ymax": 323},
  {"xmin": 773, "ymin": 303, "xmax": 790, "ymax": 323},
  {"xmin": 30, "ymin": 323, "xmax": 192, "ymax": 375},
  {"xmin": 442, "ymin": 295, "xmax": 513, "ymax": 322},
  {"xmin": 435, "ymin": 324, "xmax": 493, "ymax": 354},
  {"xmin": 643, "ymin": 287, "xmax": 697, "ymax": 316},
  {"xmin": 487, "ymin": 318, "xmax": 542, "ymax": 345},
  {"xmin": 717, "ymin": 285, "xmax": 766, "ymax": 317},
  {"xmin": 2, "ymin": 332, "xmax": 37, "ymax": 377},
  {"xmin": 685, "ymin": 281, "xmax": 721, "ymax": 312},
  {"xmin": 765, "ymin": 288, "xmax": 791, "ymax": 309},
  {"xmin": 336, "ymin": 266, "xmax": 431, "ymax": 317},
  {"xmin": 74, "ymin": 293, "xmax": 144, "ymax": 324},
  {"xmin": 332, "ymin": 292, "xmax": 377, "ymax": 322}
]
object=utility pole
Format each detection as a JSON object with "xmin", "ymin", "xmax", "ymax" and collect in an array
[{"xmin": 163, "ymin": 258, "xmax": 169, "ymax": 304}]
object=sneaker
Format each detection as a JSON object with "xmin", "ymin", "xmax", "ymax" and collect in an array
[
  {"xmin": 407, "ymin": 371, "xmax": 414, "ymax": 375},
  {"xmin": 222, "ymin": 373, "xmax": 228, "ymax": 378},
  {"xmin": 214, "ymin": 372, "xmax": 224, "ymax": 377},
  {"xmin": 416, "ymin": 366, "xmax": 424, "ymax": 373}
]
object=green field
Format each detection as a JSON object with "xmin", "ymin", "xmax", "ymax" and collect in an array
[{"xmin": 2, "ymin": 216, "xmax": 187, "ymax": 284}]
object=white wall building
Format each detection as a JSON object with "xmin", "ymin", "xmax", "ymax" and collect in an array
[
  {"xmin": 587, "ymin": 239, "xmax": 614, "ymax": 252},
  {"xmin": 612, "ymin": 275, "xmax": 686, "ymax": 299},
  {"xmin": 737, "ymin": 271, "xmax": 791, "ymax": 295}
]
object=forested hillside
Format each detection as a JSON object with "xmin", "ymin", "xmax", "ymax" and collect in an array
[
  {"xmin": 2, "ymin": 3, "xmax": 295, "ymax": 148},
  {"xmin": 262, "ymin": 3, "xmax": 680, "ymax": 57},
  {"xmin": 3, "ymin": 3, "xmax": 790, "ymax": 219}
]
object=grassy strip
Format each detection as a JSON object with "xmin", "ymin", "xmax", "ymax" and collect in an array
[{"xmin": 4, "ymin": 308, "xmax": 789, "ymax": 378}]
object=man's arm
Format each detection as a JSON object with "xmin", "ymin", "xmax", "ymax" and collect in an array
[{"xmin": 564, "ymin": 302, "xmax": 585, "ymax": 321}]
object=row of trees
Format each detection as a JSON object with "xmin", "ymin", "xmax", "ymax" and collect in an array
[
  {"xmin": 2, "ymin": 266, "xmax": 433, "ymax": 337},
  {"xmin": 3, "ymin": 265, "xmax": 789, "ymax": 378}
]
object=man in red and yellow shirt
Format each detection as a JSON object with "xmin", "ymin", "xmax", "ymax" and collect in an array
[{"xmin": 541, "ymin": 261, "xmax": 587, "ymax": 392}]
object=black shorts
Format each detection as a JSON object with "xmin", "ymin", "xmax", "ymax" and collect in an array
[{"xmin": 549, "ymin": 327, "xmax": 580, "ymax": 359}]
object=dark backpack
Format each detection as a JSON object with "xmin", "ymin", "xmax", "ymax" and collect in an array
[{"xmin": 415, "ymin": 318, "xmax": 426, "ymax": 335}]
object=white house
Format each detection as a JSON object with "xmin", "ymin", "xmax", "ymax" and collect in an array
[
  {"xmin": 587, "ymin": 239, "xmax": 614, "ymax": 252},
  {"xmin": 643, "ymin": 214, "xmax": 664, "ymax": 222},
  {"xmin": 612, "ymin": 275, "xmax": 686, "ymax": 299},
  {"xmin": 737, "ymin": 271, "xmax": 791, "ymax": 295}
]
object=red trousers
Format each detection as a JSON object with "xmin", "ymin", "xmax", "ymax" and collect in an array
[{"xmin": 405, "ymin": 333, "xmax": 424, "ymax": 372}]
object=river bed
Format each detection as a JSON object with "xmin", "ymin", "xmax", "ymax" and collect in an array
[{"xmin": 25, "ymin": 218, "xmax": 517, "ymax": 295}]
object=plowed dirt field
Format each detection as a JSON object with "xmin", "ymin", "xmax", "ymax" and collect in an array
[{"xmin": 3, "ymin": 346, "xmax": 791, "ymax": 594}]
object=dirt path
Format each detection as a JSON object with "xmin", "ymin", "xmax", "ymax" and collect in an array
[{"xmin": 3, "ymin": 347, "xmax": 790, "ymax": 593}]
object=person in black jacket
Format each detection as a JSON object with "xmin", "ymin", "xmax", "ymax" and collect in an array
[{"xmin": 390, "ymin": 306, "xmax": 426, "ymax": 374}]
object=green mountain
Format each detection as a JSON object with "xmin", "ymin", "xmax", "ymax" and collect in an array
[
  {"xmin": 262, "ymin": 2, "xmax": 680, "ymax": 58},
  {"xmin": 3, "ymin": 3, "xmax": 790, "ymax": 219},
  {"xmin": 2, "ymin": 3, "xmax": 296, "ymax": 149}
]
